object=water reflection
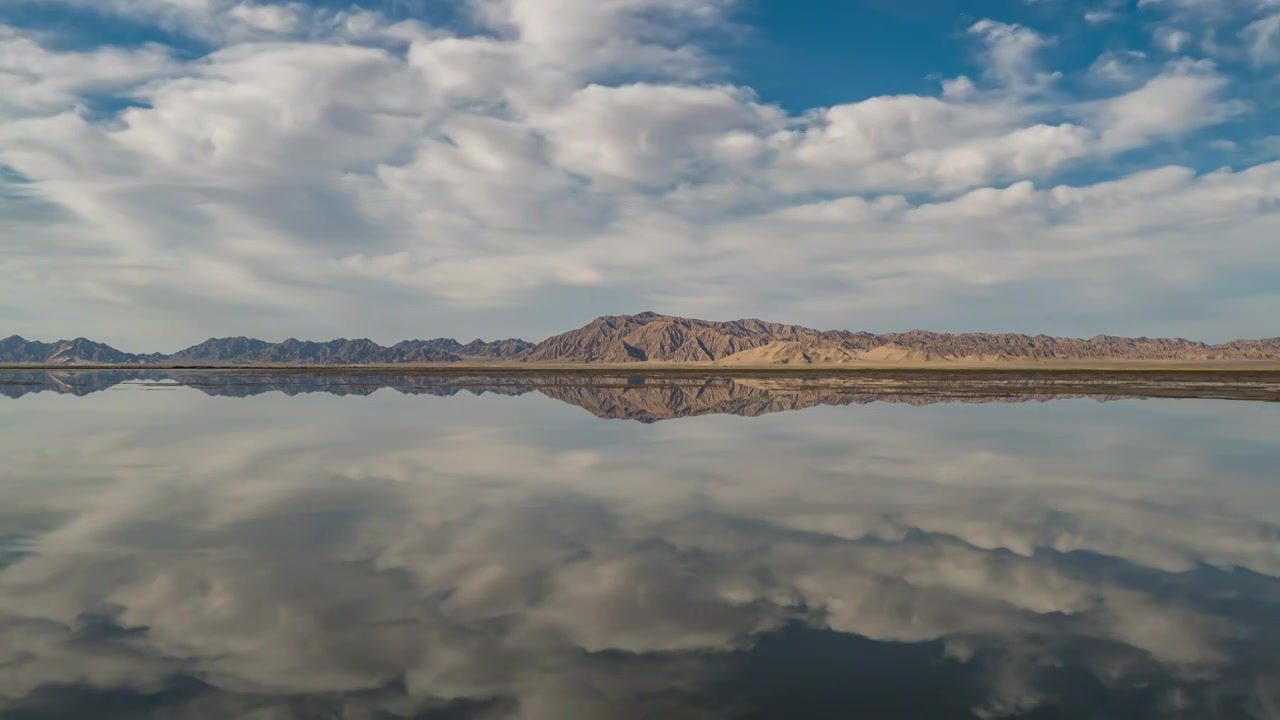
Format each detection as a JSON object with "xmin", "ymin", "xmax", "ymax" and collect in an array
[
  {"xmin": 0, "ymin": 377, "xmax": 1277, "ymax": 718},
  {"xmin": 4, "ymin": 369, "xmax": 1280, "ymax": 418}
]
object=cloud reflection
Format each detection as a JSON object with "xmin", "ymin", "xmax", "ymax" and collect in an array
[{"xmin": 0, "ymin": 381, "xmax": 1277, "ymax": 718}]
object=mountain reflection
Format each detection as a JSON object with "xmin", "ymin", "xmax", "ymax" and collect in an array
[
  {"xmin": 0, "ymin": 379, "xmax": 1277, "ymax": 719},
  {"xmin": 6, "ymin": 369, "xmax": 1279, "ymax": 420}
]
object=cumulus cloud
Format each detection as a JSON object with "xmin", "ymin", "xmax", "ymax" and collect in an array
[
  {"xmin": 1241, "ymin": 12, "xmax": 1280, "ymax": 64},
  {"xmin": 3, "ymin": 0, "xmax": 350, "ymax": 45},
  {"xmin": 0, "ymin": 28, "xmax": 178, "ymax": 119},
  {"xmin": 0, "ymin": 0, "xmax": 1276, "ymax": 345},
  {"xmin": 1153, "ymin": 26, "xmax": 1194, "ymax": 52},
  {"xmin": 1089, "ymin": 59, "xmax": 1241, "ymax": 151},
  {"xmin": 968, "ymin": 19, "xmax": 1056, "ymax": 90}
]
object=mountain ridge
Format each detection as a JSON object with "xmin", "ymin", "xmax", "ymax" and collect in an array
[
  {"xmin": 517, "ymin": 313, "xmax": 1280, "ymax": 364},
  {"xmin": 4, "ymin": 314, "xmax": 1280, "ymax": 365}
]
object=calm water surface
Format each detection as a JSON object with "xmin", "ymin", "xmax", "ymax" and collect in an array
[{"xmin": 0, "ymin": 372, "xmax": 1278, "ymax": 719}]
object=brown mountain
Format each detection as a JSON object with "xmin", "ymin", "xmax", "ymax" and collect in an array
[
  {"xmin": 518, "ymin": 311, "xmax": 854, "ymax": 363},
  {"xmin": 518, "ymin": 313, "xmax": 1280, "ymax": 364}
]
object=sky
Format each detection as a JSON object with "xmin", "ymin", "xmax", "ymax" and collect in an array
[{"xmin": 0, "ymin": 0, "xmax": 1278, "ymax": 349}]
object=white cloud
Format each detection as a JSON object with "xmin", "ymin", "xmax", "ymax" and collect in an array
[
  {"xmin": 226, "ymin": 1, "xmax": 302, "ymax": 33},
  {"xmin": 1088, "ymin": 59, "xmax": 1242, "ymax": 152},
  {"xmin": 1143, "ymin": 0, "xmax": 1280, "ymax": 64},
  {"xmin": 1153, "ymin": 26, "xmax": 1193, "ymax": 52},
  {"xmin": 1241, "ymin": 12, "xmax": 1280, "ymax": 63},
  {"xmin": 0, "ymin": 28, "xmax": 178, "ymax": 119},
  {"xmin": 968, "ymin": 20, "xmax": 1056, "ymax": 90},
  {"xmin": 1088, "ymin": 50, "xmax": 1149, "ymax": 83},
  {"xmin": 0, "ymin": 2, "xmax": 1276, "ymax": 345},
  {"xmin": 755, "ymin": 94, "xmax": 1089, "ymax": 195},
  {"xmin": 532, "ymin": 82, "xmax": 782, "ymax": 187},
  {"xmin": 469, "ymin": 0, "xmax": 733, "ymax": 79}
]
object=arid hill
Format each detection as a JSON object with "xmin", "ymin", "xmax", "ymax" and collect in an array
[
  {"xmin": 518, "ymin": 311, "xmax": 849, "ymax": 363},
  {"xmin": 518, "ymin": 313, "xmax": 1280, "ymax": 364},
  {"xmin": 458, "ymin": 338, "xmax": 536, "ymax": 358}
]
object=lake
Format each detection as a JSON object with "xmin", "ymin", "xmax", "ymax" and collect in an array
[{"xmin": 1, "ymin": 371, "xmax": 1278, "ymax": 719}]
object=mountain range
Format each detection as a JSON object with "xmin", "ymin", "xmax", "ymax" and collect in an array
[
  {"xmin": 1, "ymin": 334, "xmax": 534, "ymax": 366},
  {"xmin": 4, "ymin": 312, "xmax": 1280, "ymax": 365}
]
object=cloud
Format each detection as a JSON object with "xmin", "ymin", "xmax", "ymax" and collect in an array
[
  {"xmin": 469, "ymin": 0, "xmax": 735, "ymax": 78},
  {"xmin": 0, "ymin": 28, "xmax": 178, "ymax": 119},
  {"xmin": 2, "ymin": 0, "xmax": 356, "ymax": 45},
  {"xmin": 1088, "ymin": 50, "xmax": 1150, "ymax": 83},
  {"xmin": 0, "ymin": 2, "xmax": 1276, "ymax": 346},
  {"xmin": 533, "ymin": 82, "xmax": 782, "ymax": 187},
  {"xmin": 1142, "ymin": 0, "xmax": 1280, "ymax": 63},
  {"xmin": 1089, "ymin": 59, "xmax": 1241, "ymax": 152},
  {"xmin": 1153, "ymin": 26, "xmax": 1194, "ymax": 52},
  {"xmin": 968, "ymin": 19, "xmax": 1056, "ymax": 90},
  {"xmin": 1241, "ymin": 12, "xmax": 1280, "ymax": 64}
]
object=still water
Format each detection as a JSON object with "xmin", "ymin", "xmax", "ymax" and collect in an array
[{"xmin": 1, "ymin": 372, "xmax": 1278, "ymax": 719}]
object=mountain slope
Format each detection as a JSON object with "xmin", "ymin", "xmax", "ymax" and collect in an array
[
  {"xmin": 169, "ymin": 337, "xmax": 533, "ymax": 364},
  {"xmin": 519, "ymin": 312, "xmax": 852, "ymax": 363},
  {"xmin": 171, "ymin": 338, "xmax": 463, "ymax": 364},
  {"xmin": 460, "ymin": 338, "xmax": 536, "ymax": 358},
  {"xmin": 521, "ymin": 314, "xmax": 1280, "ymax": 364},
  {"xmin": 0, "ymin": 336, "xmax": 158, "ymax": 365}
]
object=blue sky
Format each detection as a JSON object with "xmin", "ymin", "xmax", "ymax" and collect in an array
[{"xmin": 1, "ymin": 0, "xmax": 1279, "ymax": 347}]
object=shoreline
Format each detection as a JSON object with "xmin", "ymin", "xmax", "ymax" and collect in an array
[{"xmin": 3, "ymin": 365, "xmax": 1279, "ymax": 403}]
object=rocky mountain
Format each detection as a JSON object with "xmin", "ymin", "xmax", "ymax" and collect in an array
[
  {"xmin": 518, "ymin": 311, "xmax": 840, "ymax": 363},
  {"xmin": 168, "ymin": 337, "xmax": 275, "ymax": 363},
  {"xmin": 4, "ymin": 313, "xmax": 1280, "ymax": 365},
  {"xmin": 390, "ymin": 339, "xmax": 465, "ymax": 357},
  {"xmin": 0, "ymin": 335, "xmax": 535, "ymax": 366},
  {"xmin": 166, "ymin": 337, "xmax": 535, "ymax": 365},
  {"xmin": 519, "ymin": 313, "xmax": 1280, "ymax": 364},
  {"xmin": 0, "ymin": 336, "xmax": 159, "ymax": 365},
  {"xmin": 168, "ymin": 338, "xmax": 463, "ymax": 364},
  {"xmin": 460, "ymin": 338, "xmax": 536, "ymax": 357}
]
